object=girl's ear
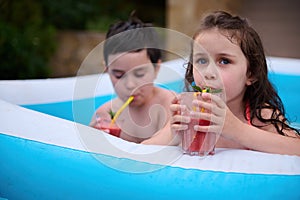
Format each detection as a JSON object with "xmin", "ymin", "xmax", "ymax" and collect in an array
[
  {"xmin": 246, "ymin": 79, "xmax": 254, "ymax": 86},
  {"xmin": 246, "ymin": 72, "xmax": 257, "ymax": 86}
]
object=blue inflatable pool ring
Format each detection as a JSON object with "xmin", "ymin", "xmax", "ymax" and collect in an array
[{"xmin": 0, "ymin": 58, "xmax": 300, "ymax": 199}]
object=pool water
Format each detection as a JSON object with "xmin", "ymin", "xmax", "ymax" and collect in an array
[
  {"xmin": 22, "ymin": 80, "xmax": 185, "ymax": 126},
  {"xmin": 268, "ymin": 73, "xmax": 300, "ymax": 126},
  {"xmin": 23, "ymin": 73, "xmax": 300, "ymax": 127}
]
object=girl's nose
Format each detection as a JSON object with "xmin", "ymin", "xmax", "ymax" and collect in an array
[
  {"xmin": 204, "ymin": 64, "xmax": 217, "ymax": 80},
  {"xmin": 204, "ymin": 72, "xmax": 216, "ymax": 80}
]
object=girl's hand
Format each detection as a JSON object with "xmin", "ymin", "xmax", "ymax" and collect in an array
[
  {"xmin": 191, "ymin": 92, "xmax": 227, "ymax": 136},
  {"xmin": 169, "ymin": 95, "xmax": 191, "ymax": 135}
]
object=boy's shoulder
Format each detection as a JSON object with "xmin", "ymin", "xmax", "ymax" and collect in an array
[
  {"xmin": 154, "ymin": 87, "xmax": 176, "ymax": 101},
  {"xmin": 156, "ymin": 86, "xmax": 176, "ymax": 95}
]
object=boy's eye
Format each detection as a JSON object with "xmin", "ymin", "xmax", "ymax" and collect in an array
[
  {"xmin": 115, "ymin": 74, "xmax": 123, "ymax": 79},
  {"xmin": 133, "ymin": 68, "xmax": 147, "ymax": 78},
  {"xmin": 219, "ymin": 58, "xmax": 230, "ymax": 65},
  {"xmin": 134, "ymin": 71, "xmax": 145, "ymax": 78},
  {"xmin": 112, "ymin": 71, "xmax": 125, "ymax": 79}
]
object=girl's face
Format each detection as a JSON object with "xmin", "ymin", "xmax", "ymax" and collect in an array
[
  {"xmin": 193, "ymin": 28, "xmax": 252, "ymax": 106},
  {"xmin": 107, "ymin": 49, "xmax": 159, "ymax": 106}
]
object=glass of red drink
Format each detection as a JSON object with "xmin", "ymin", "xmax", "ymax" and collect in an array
[
  {"xmin": 95, "ymin": 118, "xmax": 121, "ymax": 137},
  {"xmin": 179, "ymin": 92, "xmax": 217, "ymax": 156}
]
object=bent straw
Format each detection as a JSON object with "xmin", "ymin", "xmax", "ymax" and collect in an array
[
  {"xmin": 201, "ymin": 89, "xmax": 207, "ymax": 112},
  {"xmin": 192, "ymin": 92, "xmax": 200, "ymax": 111},
  {"xmin": 111, "ymin": 96, "xmax": 134, "ymax": 125}
]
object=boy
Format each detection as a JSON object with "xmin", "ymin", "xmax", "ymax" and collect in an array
[{"xmin": 90, "ymin": 15, "xmax": 174, "ymax": 143}]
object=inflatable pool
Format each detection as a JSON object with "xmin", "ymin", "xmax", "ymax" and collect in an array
[{"xmin": 1, "ymin": 57, "xmax": 300, "ymax": 199}]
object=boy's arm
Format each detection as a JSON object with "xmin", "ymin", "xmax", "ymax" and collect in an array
[{"xmin": 89, "ymin": 101, "xmax": 113, "ymax": 127}]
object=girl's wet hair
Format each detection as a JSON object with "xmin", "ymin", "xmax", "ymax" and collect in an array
[
  {"xmin": 103, "ymin": 12, "xmax": 162, "ymax": 66},
  {"xmin": 185, "ymin": 10, "xmax": 299, "ymax": 136}
]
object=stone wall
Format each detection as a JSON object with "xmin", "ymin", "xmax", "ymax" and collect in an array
[
  {"xmin": 49, "ymin": 31, "xmax": 106, "ymax": 78},
  {"xmin": 166, "ymin": 0, "xmax": 300, "ymax": 59},
  {"xmin": 239, "ymin": 0, "xmax": 300, "ymax": 58},
  {"xmin": 49, "ymin": 0, "xmax": 300, "ymax": 77}
]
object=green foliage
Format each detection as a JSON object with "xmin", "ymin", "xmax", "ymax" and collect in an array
[
  {"xmin": 0, "ymin": 0, "xmax": 56, "ymax": 79},
  {"xmin": 108, "ymin": 109, "xmax": 116, "ymax": 120},
  {"xmin": 192, "ymin": 85, "xmax": 222, "ymax": 93},
  {"xmin": 0, "ymin": 0, "xmax": 165, "ymax": 79},
  {"xmin": 40, "ymin": 0, "xmax": 137, "ymax": 31}
]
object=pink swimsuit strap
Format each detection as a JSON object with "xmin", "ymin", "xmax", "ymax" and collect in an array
[
  {"xmin": 245, "ymin": 102, "xmax": 251, "ymax": 125},
  {"xmin": 244, "ymin": 102, "xmax": 252, "ymax": 150}
]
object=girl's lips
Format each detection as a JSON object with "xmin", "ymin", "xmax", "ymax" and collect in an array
[
  {"xmin": 202, "ymin": 85, "xmax": 216, "ymax": 89},
  {"xmin": 202, "ymin": 85, "xmax": 222, "ymax": 91}
]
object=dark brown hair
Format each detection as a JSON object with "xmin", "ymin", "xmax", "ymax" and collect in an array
[
  {"xmin": 185, "ymin": 11, "xmax": 299, "ymax": 136},
  {"xmin": 103, "ymin": 12, "xmax": 161, "ymax": 66}
]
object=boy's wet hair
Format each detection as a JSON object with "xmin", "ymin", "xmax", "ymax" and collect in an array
[{"xmin": 103, "ymin": 12, "xmax": 162, "ymax": 66}]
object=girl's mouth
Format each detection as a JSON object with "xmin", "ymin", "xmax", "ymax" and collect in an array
[{"xmin": 192, "ymin": 84, "xmax": 222, "ymax": 93}]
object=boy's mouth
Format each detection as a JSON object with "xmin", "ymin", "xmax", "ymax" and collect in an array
[{"xmin": 128, "ymin": 94, "xmax": 139, "ymax": 101}]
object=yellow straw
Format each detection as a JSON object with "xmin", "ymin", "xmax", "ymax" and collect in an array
[
  {"xmin": 111, "ymin": 96, "xmax": 134, "ymax": 125},
  {"xmin": 193, "ymin": 92, "xmax": 199, "ymax": 111},
  {"xmin": 201, "ymin": 89, "xmax": 207, "ymax": 112}
]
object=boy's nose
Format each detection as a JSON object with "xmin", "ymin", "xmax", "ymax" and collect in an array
[{"xmin": 124, "ymin": 77, "xmax": 137, "ymax": 90}]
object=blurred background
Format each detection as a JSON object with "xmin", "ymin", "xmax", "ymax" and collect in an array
[{"xmin": 1, "ymin": 0, "xmax": 299, "ymax": 79}]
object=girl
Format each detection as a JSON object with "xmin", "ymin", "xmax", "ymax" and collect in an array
[{"xmin": 143, "ymin": 11, "xmax": 300, "ymax": 156}]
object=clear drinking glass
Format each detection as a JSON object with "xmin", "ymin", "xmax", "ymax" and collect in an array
[
  {"xmin": 95, "ymin": 115, "xmax": 121, "ymax": 137},
  {"xmin": 179, "ymin": 92, "xmax": 217, "ymax": 156}
]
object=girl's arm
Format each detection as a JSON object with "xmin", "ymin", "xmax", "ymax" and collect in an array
[
  {"xmin": 223, "ymin": 114, "xmax": 300, "ymax": 156},
  {"xmin": 142, "ymin": 97, "xmax": 189, "ymax": 146},
  {"xmin": 195, "ymin": 92, "xmax": 300, "ymax": 156},
  {"xmin": 141, "ymin": 121, "xmax": 181, "ymax": 145}
]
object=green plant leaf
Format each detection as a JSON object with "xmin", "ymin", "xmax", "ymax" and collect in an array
[
  {"xmin": 108, "ymin": 109, "xmax": 116, "ymax": 120},
  {"xmin": 192, "ymin": 85, "xmax": 222, "ymax": 93},
  {"xmin": 192, "ymin": 85, "xmax": 202, "ymax": 92}
]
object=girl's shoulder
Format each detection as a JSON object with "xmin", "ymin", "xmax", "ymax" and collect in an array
[{"xmin": 255, "ymin": 106, "xmax": 297, "ymax": 136}]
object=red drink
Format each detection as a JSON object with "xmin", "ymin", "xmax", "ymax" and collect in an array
[
  {"xmin": 95, "ymin": 119, "xmax": 121, "ymax": 137},
  {"xmin": 99, "ymin": 124, "xmax": 121, "ymax": 137},
  {"xmin": 182, "ymin": 118, "xmax": 216, "ymax": 156}
]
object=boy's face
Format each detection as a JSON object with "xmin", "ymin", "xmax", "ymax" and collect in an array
[{"xmin": 106, "ymin": 49, "xmax": 160, "ymax": 106}]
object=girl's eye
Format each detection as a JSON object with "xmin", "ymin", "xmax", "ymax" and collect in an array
[
  {"xmin": 219, "ymin": 58, "xmax": 230, "ymax": 65},
  {"xmin": 196, "ymin": 58, "xmax": 208, "ymax": 65}
]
